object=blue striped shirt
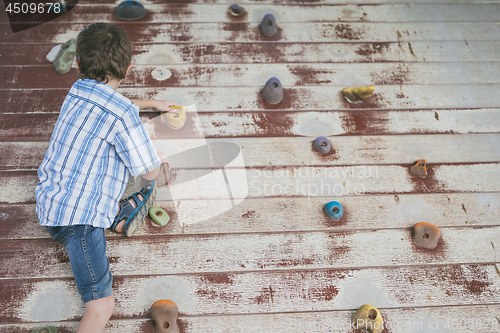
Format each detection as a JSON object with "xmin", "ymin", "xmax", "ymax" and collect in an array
[{"xmin": 36, "ymin": 79, "xmax": 161, "ymax": 228}]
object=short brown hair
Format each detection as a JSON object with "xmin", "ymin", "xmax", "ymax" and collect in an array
[{"xmin": 76, "ymin": 23, "xmax": 132, "ymax": 83}]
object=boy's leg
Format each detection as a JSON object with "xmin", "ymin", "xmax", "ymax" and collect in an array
[
  {"xmin": 47, "ymin": 225, "xmax": 115, "ymax": 332},
  {"xmin": 77, "ymin": 295, "xmax": 115, "ymax": 333}
]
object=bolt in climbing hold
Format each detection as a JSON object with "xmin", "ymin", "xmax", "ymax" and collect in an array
[
  {"xmin": 260, "ymin": 13, "xmax": 278, "ymax": 37},
  {"xmin": 149, "ymin": 207, "xmax": 170, "ymax": 226},
  {"xmin": 312, "ymin": 137, "xmax": 331, "ymax": 154},
  {"xmin": 161, "ymin": 105, "xmax": 187, "ymax": 130},
  {"xmin": 413, "ymin": 222, "xmax": 441, "ymax": 249},
  {"xmin": 261, "ymin": 77, "xmax": 283, "ymax": 104},
  {"xmin": 53, "ymin": 38, "xmax": 76, "ymax": 75},
  {"xmin": 410, "ymin": 159, "xmax": 427, "ymax": 177},
  {"xmin": 30, "ymin": 327, "xmax": 59, "ymax": 333},
  {"xmin": 115, "ymin": 1, "xmax": 147, "ymax": 20},
  {"xmin": 323, "ymin": 201, "xmax": 343, "ymax": 221},
  {"xmin": 151, "ymin": 300, "xmax": 180, "ymax": 333},
  {"xmin": 342, "ymin": 85, "xmax": 375, "ymax": 103},
  {"xmin": 228, "ymin": 4, "xmax": 245, "ymax": 16},
  {"xmin": 351, "ymin": 304, "xmax": 384, "ymax": 333}
]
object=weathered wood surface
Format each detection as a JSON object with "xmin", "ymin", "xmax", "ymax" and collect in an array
[
  {"xmin": 1, "ymin": 110, "xmax": 499, "ymax": 138},
  {"xmin": 5, "ymin": 62, "xmax": 500, "ymax": 89},
  {"xmin": 2, "ymin": 134, "xmax": 500, "ymax": 170},
  {"xmin": 2, "ymin": 192, "xmax": 499, "ymax": 240},
  {"xmin": 2, "ymin": 41, "xmax": 500, "ymax": 66},
  {"xmin": 0, "ymin": 265, "xmax": 499, "ymax": 321},
  {"xmin": 1, "ymin": 304, "xmax": 500, "ymax": 333},
  {"xmin": 2, "ymin": 22, "xmax": 500, "ymax": 44},
  {"xmin": 2, "ymin": 226, "xmax": 500, "ymax": 279},
  {"xmin": 3, "ymin": 85, "xmax": 500, "ymax": 113},
  {"xmin": 2, "ymin": 162, "xmax": 500, "ymax": 204},
  {"xmin": 1, "ymin": 0, "xmax": 500, "ymax": 331},
  {"xmin": 4, "ymin": 4, "xmax": 500, "ymax": 23}
]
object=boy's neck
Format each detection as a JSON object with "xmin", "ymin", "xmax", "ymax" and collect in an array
[{"xmin": 106, "ymin": 77, "xmax": 121, "ymax": 90}]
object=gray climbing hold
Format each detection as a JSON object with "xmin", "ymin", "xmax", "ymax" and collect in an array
[
  {"xmin": 115, "ymin": 1, "xmax": 146, "ymax": 20},
  {"xmin": 312, "ymin": 137, "xmax": 331, "ymax": 154},
  {"xmin": 260, "ymin": 14, "xmax": 278, "ymax": 37},
  {"xmin": 261, "ymin": 77, "xmax": 283, "ymax": 104}
]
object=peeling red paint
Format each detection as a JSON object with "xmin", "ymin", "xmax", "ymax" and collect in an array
[
  {"xmin": 334, "ymin": 23, "xmax": 363, "ymax": 40},
  {"xmin": 288, "ymin": 65, "xmax": 333, "ymax": 85}
]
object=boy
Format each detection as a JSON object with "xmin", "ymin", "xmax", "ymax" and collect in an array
[{"xmin": 35, "ymin": 23, "xmax": 173, "ymax": 332}]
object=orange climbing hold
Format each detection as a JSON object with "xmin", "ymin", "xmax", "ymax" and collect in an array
[
  {"xmin": 150, "ymin": 300, "xmax": 180, "ymax": 333},
  {"xmin": 413, "ymin": 222, "xmax": 441, "ymax": 249},
  {"xmin": 410, "ymin": 159, "xmax": 427, "ymax": 177}
]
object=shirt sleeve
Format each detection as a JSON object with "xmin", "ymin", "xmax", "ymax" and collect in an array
[{"xmin": 112, "ymin": 104, "xmax": 162, "ymax": 176}]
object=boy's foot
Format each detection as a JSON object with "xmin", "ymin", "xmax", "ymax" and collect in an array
[{"xmin": 110, "ymin": 180, "xmax": 157, "ymax": 237}]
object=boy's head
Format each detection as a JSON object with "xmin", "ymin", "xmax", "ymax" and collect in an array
[{"xmin": 76, "ymin": 23, "xmax": 132, "ymax": 84}]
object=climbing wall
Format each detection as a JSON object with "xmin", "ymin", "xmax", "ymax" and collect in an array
[{"xmin": 1, "ymin": 0, "xmax": 500, "ymax": 332}]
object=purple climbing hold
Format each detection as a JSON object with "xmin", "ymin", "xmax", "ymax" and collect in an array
[
  {"xmin": 312, "ymin": 137, "xmax": 331, "ymax": 154},
  {"xmin": 261, "ymin": 77, "xmax": 283, "ymax": 104},
  {"xmin": 228, "ymin": 4, "xmax": 245, "ymax": 16},
  {"xmin": 260, "ymin": 14, "xmax": 278, "ymax": 37}
]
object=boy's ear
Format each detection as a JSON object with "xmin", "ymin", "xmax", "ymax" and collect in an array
[
  {"xmin": 74, "ymin": 59, "xmax": 80, "ymax": 72},
  {"xmin": 125, "ymin": 63, "xmax": 132, "ymax": 77}
]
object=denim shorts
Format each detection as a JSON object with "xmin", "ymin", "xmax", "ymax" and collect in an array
[{"xmin": 46, "ymin": 225, "xmax": 113, "ymax": 303}]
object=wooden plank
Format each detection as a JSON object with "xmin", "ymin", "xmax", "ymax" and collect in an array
[
  {"xmin": 0, "ymin": 264, "xmax": 499, "ymax": 322},
  {"xmin": 4, "ymin": 4, "xmax": 500, "ymax": 24},
  {"xmin": 2, "ymin": 134, "xmax": 500, "ymax": 171},
  {"xmin": 1, "ymin": 192, "xmax": 499, "ymax": 240},
  {"xmin": 2, "ymin": 163, "xmax": 499, "ymax": 204},
  {"xmin": 2, "ymin": 22, "xmax": 500, "ymax": 44},
  {"xmin": 2, "ymin": 226, "xmax": 500, "ymax": 279},
  {"xmin": 1, "ymin": 109, "xmax": 499, "ymax": 138},
  {"xmin": 3, "ymin": 85, "xmax": 500, "ymax": 113},
  {"xmin": 2, "ymin": 41, "xmax": 499, "ymax": 66},
  {"xmin": 1, "ymin": 304, "xmax": 500, "ymax": 333},
  {"xmin": 5, "ymin": 62, "xmax": 500, "ymax": 89}
]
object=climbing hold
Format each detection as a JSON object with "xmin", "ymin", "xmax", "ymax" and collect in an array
[
  {"xmin": 323, "ymin": 201, "xmax": 343, "ymax": 221},
  {"xmin": 53, "ymin": 38, "xmax": 76, "ymax": 75},
  {"xmin": 151, "ymin": 68, "xmax": 172, "ymax": 82},
  {"xmin": 151, "ymin": 300, "xmax": 180, "ymax": 333},
  {"xmin": 413, "ymin": 222, "xmax": 441, "ymax": 249},
  {"xmin": 312, "ymin": 137, "xmax": 331, "ymax": 154},
  {"xmin": 342, "ymin": 85, "xmax": 375, "ymax": 103},
  {"xmin": 161, "ymin": 105, "xmax": 187, "ymax": 129},
  {"xmin": 351, "ymin": 304, "xmax": 384, "ymax": 333},
  {"xmin": 149, "ymin": 207, "xmax": 170, "ymax": 226},
  {"xmin": 260, "ymin": 14, "xmax": 278, "ymax": 37},
  {"xmin": 115, "ymin": 1, "xmax": 146, "ymax": 20},
  {"xmin": 30, "ymin": 327, "xmax": 59, "ymax": 333},
  {"xmin": 228, "ymin": 4, "xmax": 245, "ymax": 16},
  {"xmin": 261, "ymin": 77, "xmax": 283, "ymax": 104},
  {"xmin": 410, "ymin": 159, "xmax": 427, "ymax": 177}
]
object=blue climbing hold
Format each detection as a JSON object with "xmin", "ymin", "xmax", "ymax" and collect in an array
[
  {"xmin": 323, "ymin": 201, "xmax": 343, "ymax": 221},
  {"xmin": 229, "ymin": 4, "xmax": 245, "ymax": 16},
  {"xmin": 260, "ymin": 14, "xmax": 278, "ymax": 37},
  {"xmin": 312, "ymin": 137, "xmax": 331, "ymax": 154},
  {"xmin": 115, "ymin": 1, "xmax": 146, "ymax": 20}
]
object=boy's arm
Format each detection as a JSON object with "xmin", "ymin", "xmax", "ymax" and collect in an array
[{"xmin": 130, "ymin": 99, "xmax": 177, "ymax": 112}]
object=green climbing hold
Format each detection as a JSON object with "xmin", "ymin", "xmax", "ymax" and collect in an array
[
  {"xmin": 53, "ymin": 38, "xmax": 76, "ymax": 75},
  {"xmin": 31, "ymin": 326, "xmax": 59, "ymax": 333},
  {"xmin": 149, "ymin": 206, "xmax": 170, "ymax": 226}
]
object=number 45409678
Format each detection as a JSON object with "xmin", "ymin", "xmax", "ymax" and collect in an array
[{"xmin": 5, "ymin": 3, "xmax": 63, "ymax": 14}]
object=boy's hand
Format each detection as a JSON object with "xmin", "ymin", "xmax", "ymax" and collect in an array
[{"xmin": 153, "ymin": 100, "xmax": 177, "ymax": 112}]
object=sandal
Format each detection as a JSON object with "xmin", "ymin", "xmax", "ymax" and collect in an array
[{"xmin": 111, "ymin": 180, "xmax": 157, "ymax": 237}]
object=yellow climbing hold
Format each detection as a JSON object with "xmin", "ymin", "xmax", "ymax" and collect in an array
[
  {"xmin": 342, "ymin": 85, "xmax": 375, "ymax": 103},
  {"xmin": 351, "ymin": 304, "xmax": 384, "ymax": 333},
  {"xmin": 160, "ymin": 105, "xmax": 186, "ymax": 129}
]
